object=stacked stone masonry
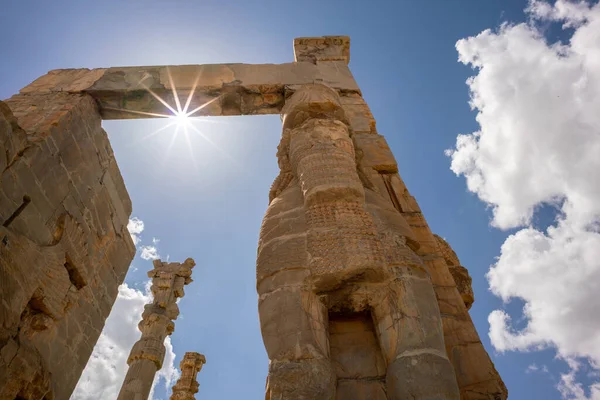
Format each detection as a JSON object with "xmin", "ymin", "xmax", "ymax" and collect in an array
[
  {"xmin": 0, "ymin": 93, "xmax": 135, "ymax": 399},
  {"xmin": 117, "ymin": 258, "xmax": 196, "ymax": 400},
  {"xmin": 0, "ymin": 35, "xmax": 506, "ymax": 400},
  {"xmin": 170, "ymin": 352, "xmax": 206, "ymax": 400}
]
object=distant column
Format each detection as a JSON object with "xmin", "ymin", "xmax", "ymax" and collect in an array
[
  {"xmin": 117, "ymin": 258, "xmax": 196, "ymax": 400},
  {"xmin": 170, "ymin": 352, "xmax": 206, "ymax": 400}
]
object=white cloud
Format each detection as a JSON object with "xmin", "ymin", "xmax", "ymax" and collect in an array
[
  {"xmin": 127, "ymin": 217, "xmax": 145, "ymax": 245},
  {"xmin": 127, "ymin": 217, "xmax": 163, "ymax": 261},
  {"xmin": 558, "ymin": 359, "xmax": 600, "ymax": 400},
  {"xmin": 72, "ymin": 284, "xmax": 178, "ymax": 400},
  {"xmin": 527, "ymin": 364, "xmax": 540, "ymax": 373},
  {"xmin": 448, "ymin": 0, "xmax": 600, "ymax": 396},
  {"xmin": 140, "ymin": 245, "xmax": 160, "ymax": 260}
]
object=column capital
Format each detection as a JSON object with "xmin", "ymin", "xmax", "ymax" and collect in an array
[
  {"xmin": 281, "ymin": 83, "xmax": 347, "ymax": 131},
  {"xmin": 170, "ymin": 352, "xmax": 206, "ymax": 400}
]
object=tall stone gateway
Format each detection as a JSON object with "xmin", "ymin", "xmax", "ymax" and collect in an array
[
  {"xmin": 0, "ymin": 35, "xmax": 506, "ymax": 399},
  {"xmin": 117, "ymin": 258, "xmax": 196, "ymax": 400},
  {"xmin": 257, "ymin": 38, "xmax": 507, "ymax": 400},
  {"xmin": 170, "ymin": 352, "xmax": 206, "ymax": 400}
]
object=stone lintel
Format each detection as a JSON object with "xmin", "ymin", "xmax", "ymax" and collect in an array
[
  {"xmin": 18, "ymin": 62, "xmax": 360, "ymax": 120},
  {"xmin": 294, "ymin": 36, "xmax": 351, "ymax": 64}
]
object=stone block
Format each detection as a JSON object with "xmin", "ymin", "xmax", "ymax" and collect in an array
[
  {"xmin": 336, "ymin": 380, "xmax": 387, "ymax": 400},
  {"xmin": 19, "ymin": 62, "xmax": 360, "ymax": 119},
  {"xmin": 256, "ymin": 235, "xmax": 309, "ymax": 283},
  {"xmin": 353, "ymin": 134, "xmax": 397, "ymax": 173},
  {"xmin": 343, "ymin": 104, "xmax": 377, "ymax": 134},
  {"xmin": 267, "ymin": 358, "xmax": 336, "ymax": 400},
  {"xmin": 329, "ymin": 312, "xmax": 386, "ymax": 379},
  {"xmin": 387, "ymin": 351, "xmax": 460, "ymax": 400},
  {"xmin": 294, "ymin": 36, "xmax": 350, "ymax": 64},
  {"xmin": 0, "ymin": 92, "xmax": 135, "ymax": 399},
  {"xmin": 259, "ymin": 288, "xmax": 328, "ymax": 361}
]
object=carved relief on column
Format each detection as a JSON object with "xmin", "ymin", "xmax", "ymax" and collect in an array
[
  {"xmin": 258, "ymin": 82, "xmax": 461, "ymax": 400},
  {"xmin": 170, "ymin": 352, "xmax": 206, "ymax": 400},
  {"xmin": 282, "ymin": 83, "xmax": 386, "ymax": 291},
  {"xmin": 117, "ymin": 258, "xmax": 196, "ymax": 400}
]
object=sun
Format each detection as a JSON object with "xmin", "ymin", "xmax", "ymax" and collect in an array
[
  {"xmin": 110, "ymin": 68, "xmax": 234, "ymax": 170},
  {"xmin": 171, "ymin": 111, "xmax": 190, "ymax": 127}
]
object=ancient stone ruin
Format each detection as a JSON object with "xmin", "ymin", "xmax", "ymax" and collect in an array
[
  {"xmin": 117, "ymin": 258, "xmax": 196, "ymax": 400},
  {"xmin": 169, "ymin": 352, "xmax": 206, "ymax": 400},
  {"xmin": 0, "ymin": 36, "xmax": 506, "ymax": 399}
]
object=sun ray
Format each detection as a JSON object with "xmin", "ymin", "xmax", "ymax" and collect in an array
[
  {"xmin": 162, "ymin": 123, "xmax": 181, "ymax": 168},
  {"xmin": 166, "ymin": 67, "xmax": 183, "ymax": 114},
  {"xmin": 134, "ymin": 79, "xmax": 180, "ymax": 116},
  {"xmin": 186, "ymin": 121, "xmax": 240, "ymax": 166},
  {"xmin": 103, "ymin": 107, "xmax": 173, "ymax": 119},
  {"xmin": 185, "ymin": 96, "xmax": 220, "ymax": 118},
  {"xmin": 123, "ymin": 119, "xmax": 179, "ymax": 149},
  {"xmin": 182, "ymin": 124, "xmax": 198, "ymax": 171},
  {"xmin": 182, "ymin": 73, "xmax": 202, "ymax": 115},
  {"xmin": 187, "ymin": 117, "xmax": 223, "ymax": 125}
]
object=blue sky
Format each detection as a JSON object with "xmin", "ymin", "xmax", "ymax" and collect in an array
[{"xmin": 2, "ymin": 1, "xmax": 599, "ymax": 399}]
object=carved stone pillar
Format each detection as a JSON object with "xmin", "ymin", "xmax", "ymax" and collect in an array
[
  {"xmin": 117, "ymin": 258, "xmax": 196, "ymax": 400},
  {"xmin": 257, "ymin": 81, "xmax": 461, "ymax": 400},
  {"xmin": 170, "ymin": 352, "xmax": 206, "ymax": 400}
]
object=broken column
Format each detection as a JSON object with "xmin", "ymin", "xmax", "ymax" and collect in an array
[
  {"xmin": 170, "ymin": 352, "xmax": 206, "ymax": 400},
  {"xmin": 117, "ymin": 258, "xmax": 196, "ymax": 400}
]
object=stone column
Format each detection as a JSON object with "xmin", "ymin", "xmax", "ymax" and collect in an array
[
  {"xmin": 258, "ymin": 80, "xmax": 461, "ymax": 400},
  {"xmin": 117, "ymin": 258, "xmax": 196, "ymax": 400},
  {"xmin": 346, "ymin": 95, "xmax": 507, "ymax": 398},
  {"xmin": 170, "ymin": 352, "xmax": 206, "ymax": 400}
]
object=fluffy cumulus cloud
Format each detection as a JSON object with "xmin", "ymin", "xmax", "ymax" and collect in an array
[
  {"xmin": 447, "ymin": 0, "xmax": 600, "ymax": 397},
  {"xmin": 140, "ymin": 245, "xmax": 160, "ymax": 260},
  {"xmin": 127, "ymin": 217, "xmax": 145, "ymax": 245},
  {"xmin": 71, "ymin": 284, "xmax": 178, "ymax": 399},
  {"xmin": 128, "ymin": 217, "xmax": 161, "ymax": 260}
]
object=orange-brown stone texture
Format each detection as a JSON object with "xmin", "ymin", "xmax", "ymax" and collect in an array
[
  {"xmin": 0, "ymin": 93, "xmax": 134, "ymax": 399},
  {"xmin": 0, "ymin": 35, "xmax": 506, "ymax": 400},
  {"xmin": 256, "ymin": 37, "xmax": 507, "ymax": 400},
  {"xmin": 170, "ymin": 352, "xmax": 206, "ymax": 400}
]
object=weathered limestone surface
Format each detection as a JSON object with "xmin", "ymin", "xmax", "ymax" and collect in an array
[
  {"xmin": 362, "ymin": 166, "xmax": 507, "ymax": 399},
  {"xmin": 117, "ymin": 258, "xmax": 196, "ymax": 400},
  {"xmin": 293, "ymin": 36, "xmax": 351, "ymax": 64},
  {"xmin": 257, "ymin": 35, "xmax": 506, "ymax": 400},
  {"xmin": 2, "ymin": 34, "xmax": 506, "ymax": 400},
  {"xmin": 170, "ymin": 352, "xmax": 206, "ymax": 400},
  {"xmin": 20, "ymin": 62, "xmax": 360, "ymax": 120},
  {"xmin": 257, "ymin": 83, "xmax": 461, "ymax": 400},
  {"xmin": 0, "ymin": 93, "xmax": 135, "ymax": 399},
  {"xmin": 434, "ymin": 234, "xmax": 474, "ymax": 310}
]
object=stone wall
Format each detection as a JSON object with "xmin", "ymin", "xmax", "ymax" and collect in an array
[{"xmin": 0, "ymin": 93, "xmax": 135, "ymax": 399}]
